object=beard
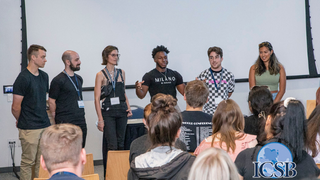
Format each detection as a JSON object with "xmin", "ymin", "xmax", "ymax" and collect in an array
[
  {"xmin": 70, "ymin": 63, "xmax": 80, "ymax": 71},
  {"xmin": 156, "ymin": 62, "xmax": 167, "ymax": 69}
]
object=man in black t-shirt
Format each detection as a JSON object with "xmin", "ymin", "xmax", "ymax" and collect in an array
[
  {"xmin": 179, "ymin": 80, "xmax": 213, "ymax": 152},
  {"xmin": 12, "ymin": 44, "xmax": 51, "ymax": 180},
  {"xmin": 48, "ymin": 50, "xmax": 87, "ymax": 148},
  {"xmin": 135, "ymin": 45, "xmax": 185, "ymax": 101}
]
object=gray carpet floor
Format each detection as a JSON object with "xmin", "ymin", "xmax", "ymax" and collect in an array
[{"xmin": 0, "ymin": 165, "xmax": 105, "ymax": 180}]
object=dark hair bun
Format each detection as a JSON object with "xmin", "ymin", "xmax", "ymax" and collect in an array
[{"xmin": 151, "ymin": 94, "xmax": 177, "ymax": 114}]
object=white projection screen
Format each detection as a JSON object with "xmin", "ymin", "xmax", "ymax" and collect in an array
[{"xmin": 25, "ymin": 0, "xmax": 317, "ymax": 87}]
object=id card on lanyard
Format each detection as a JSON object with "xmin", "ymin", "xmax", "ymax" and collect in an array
[
  {"xmin": 105, "ymin": 68, "xmax": 120, "ymax": 105},
  {"xmin": 209, "ymin": 68, "xmax": 224, "ymax": 104},
  {"xmin": 64, "ymin": 70, "xmax": 84, "ymax": 108}
]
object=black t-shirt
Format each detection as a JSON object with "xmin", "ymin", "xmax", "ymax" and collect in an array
[
  {"xmin": 142, "ymin": 68, "xmax": 183, "ymax": 100},
  {"xmin": 13, "ymin": 69, "xmax": 50, "ymax": 129},
  {"xmin": 49, "ymin": 72, "xmax": 85, "ymax": 125},
  {"xmin": 179, "ymin": 111, "xmax": 212, "ymax": 152},
  {"xmin": 235, "ymin": 145, "xmax": 320, "ymax": 180}
]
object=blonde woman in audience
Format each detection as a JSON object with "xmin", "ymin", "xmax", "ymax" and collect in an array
[
  {"xmin": 188, "ymin": 147, "xmax": 239, "ymax": 180},
  {"xmin": 194, "ymin": 99, "xmax": 257, "ymax": 161},
  {"xmin": 128, "ymin": 94, "xmax": 195, "ymax": 180}
]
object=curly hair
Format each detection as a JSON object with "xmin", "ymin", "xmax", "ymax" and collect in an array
[
  {"xmin": 254, "ymin": 41, "xmax": 281, "ymax": 75},
  {"xmin": 152, "ymin": 45, "xmax": 170, "ymax": 58}
]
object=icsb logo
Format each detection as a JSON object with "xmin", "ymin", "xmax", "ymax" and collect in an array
[{"xmin": 253, "ymin": 142, "xmax": 297, "ymax": 178}]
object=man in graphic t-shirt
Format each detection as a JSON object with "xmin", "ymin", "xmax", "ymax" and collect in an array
[
  {"xmin": 197, "ymin": 46, "xmax": 235, "ymax": 115},
  {"xmin": 135, "ymin": 45, "xmax": 185, "ymax": 102},
  {"xmin": 12, "ymin": 44, "xmax": 51, "ymax": 180},
  {"xmin": 48, "ymin": 50, "xmax": 87, "ymax": 148},
  {"xmin": 179, "ymin": 80, "xmax": 212, "ymax": 152}
]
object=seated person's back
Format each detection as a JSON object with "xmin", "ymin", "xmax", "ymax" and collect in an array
[
  {"xmin": 128, "ymin": 94, "xmax": 195, "ymax": 180},
  {"xmin": 129, "ymin": 103, "xmax": 187, "ymax": 163},
  {"xmin": 179, "ymin": 80, "xmax": 212, "ymax": 152},
  {"xmin": 194, "ymin": 99, "xmax": 257, "ymax": 161}
]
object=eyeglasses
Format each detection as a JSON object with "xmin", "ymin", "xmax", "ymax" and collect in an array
[{"xmin": 110, "ymin": 54, "xmax": 120, "ymax": 58}]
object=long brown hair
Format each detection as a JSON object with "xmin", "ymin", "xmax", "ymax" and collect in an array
[
  {"xmin": 307, "ymin": 105, "xmax": 320, "ymax": 158},
  {"xmin": 254, "ymin": 41, "xmax": 281, "ymax": 75},
  {"xmin": 147, "ymin": 93, "xmax": 182, "ymax": 149},
  {"xmin": 211, "ymin": 99, "xmax": 245, "ymax": 152}
]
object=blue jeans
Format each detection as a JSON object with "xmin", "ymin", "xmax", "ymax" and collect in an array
[{"xmin": 272, "ymin": 92, "xmax": 278, "ymax": 100}]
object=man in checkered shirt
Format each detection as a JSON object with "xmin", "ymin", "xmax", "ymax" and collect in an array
[{"xmin": 197, "ymin": 46, "xmax": 235, "ymax": 115}]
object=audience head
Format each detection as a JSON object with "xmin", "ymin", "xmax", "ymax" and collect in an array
[
  {"xmin": 102, "ymin": 45, "xmax": 119, "ymax": 65},
  {"xmin": 306, "ymin": 105, "xmax": 320, "ymax": 158},
  {"xmin": 248, "ymin": 86, "xmax": 273, "ymax": 116},
  {"xmin": 188, "ymin": 148, "xmax": 239, "ymax": 180},
  {"xmin": 255, "ymin": 41, "xmax": 280, "ymax": 75},
  {"xmin": 184, "ymin": 80, "xmax": 209, "ymax": 108},
  {"xmin": 264, "ymin": 98, "xmax": 306, "ymax": 161},
  {"xmin": 207, "ymin": 46, "xmax": 223, "ymax": 58},
  {"xmin": 40, "ymin": 124, "xmax": 86, "ymax": 176},
  {"xmin": 147, "ymin": 93, "xmax": 182, "ymax": 149},
  {"xmin": 152, "ymin": 45, "xmax": 170, "ymax": 59},
  {"xmin": 211, "ymin": 99, "xmax": 244, "ymax": 152}
]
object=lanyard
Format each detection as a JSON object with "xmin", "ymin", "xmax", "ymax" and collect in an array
[
  {"xmin": 52, "ymin": 171, "xmax": 78, "ymax": 177},
  {"xmin": 105, "ymin": 67, "xmax": 117, "ymax": 92},
  {"xmin": 209, "ymin": 68, "xmax": 223, "ymax": 90},
  {"xmin": 64, "ymin": 70, "xmax": 81, "ymax": 100}
]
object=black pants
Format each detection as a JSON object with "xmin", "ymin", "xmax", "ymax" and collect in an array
[{"xmin": 102, "ymin": 111, "xmax": 128, "ymax": 177}]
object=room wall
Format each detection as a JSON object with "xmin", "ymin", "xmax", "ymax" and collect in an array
[{"xmin": 0, "ymin": 0, "xmax": 319, "ymax": 168}]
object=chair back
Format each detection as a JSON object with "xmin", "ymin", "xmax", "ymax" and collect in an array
[
  {"xmin": 39, "ymin": 153, "xmax": 94, "ymax": 178},
  {"xmin": 106, "ymin": 150, "xmax": 130, "ymax": 180},
  {"xmin": 307, "ymin": 100, "xmax": 316, "ymax": 118}
]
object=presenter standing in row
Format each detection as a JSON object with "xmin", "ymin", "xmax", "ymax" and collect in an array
[
  {"xmin": 48, "ymin": 50, "xmax": 87, "ymax": 148},
  {"xmin": 94, "ymin": 45, "xmax": 132, "ymax": 177},
  {"xmin": 135, "ymin": 45, "xmax": 185, "ymax": 105},
  {"xmin": 197, "ymin": 46, "xmax": 235, "ymax": 115},
  {"xmin": 249, "ymin": 41, "xmax": 286, "ymax": 102}
]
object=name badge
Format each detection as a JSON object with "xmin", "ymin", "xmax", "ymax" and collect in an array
[
  {"xmin": 78, "ymin": 100, "xmax": 85, "ymax": 108},
  {"xmin": 215, "ymin": 97, "xmax": 223, "ymax": 105},
  {"xmin": 110, "ymin": 97, "xmax": 120, "ymax": 105}
]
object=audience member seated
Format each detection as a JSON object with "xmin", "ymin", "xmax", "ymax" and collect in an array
[
  {"xmin": 179, "ymin": 80, "xmax": 213, "ymax": 152},
  {"xmin": 244, "ymin": 86, "xmax": 273, "ymax": 138},
  {"xmin": 235, "ymin": 98, "xmax": 320, "ymax": 179},
  {"xmin": 188, "ymin": 147, "xmax": 239, "ymax": 180},
  {"xmin": 128, "ymin": 94, "xmax": 195, "ymax": 180},
  {"xmin": 194, "ymin": 99, "xmax": 257, "ymax": 161},
  {"xmin": 307, "ymin": 105, "xmax": 320, "ymax": 163},
  {"xmin": 40, "ymin": 123, "xmax": 86, "ymax": 180},
  {"xmin": 129, "ymin": 102, "xmax": 187, "ymax": 163}
]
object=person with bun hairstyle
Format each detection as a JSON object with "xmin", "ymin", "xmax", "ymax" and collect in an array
[
  {"xmin": 128, "ymin": 94, "xmax": 195, "ymax": 180},
  {"xmin": 249, "ymin": 41, "xmax": 286, "ymax": 103},
  {"xmin": 194, "ymin": 99, "xmax": 257, "ymax": 161},
  {"xmin": 235, "ymin": 98, "xmax": 320, "ymax": 179},
  {"xmin": 129, "ymin": 102, "xmax": 187, "ymax": 163},
  {"xmin": 188, "ymin": 148, "xmax": 239, "ymax": 180}
]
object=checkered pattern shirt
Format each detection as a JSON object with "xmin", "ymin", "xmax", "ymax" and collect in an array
[{"xmin": 197, "ymin": 68, "xmax": 235, "ymax": 115}]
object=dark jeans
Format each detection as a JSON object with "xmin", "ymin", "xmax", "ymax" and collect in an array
[
  {"xmin": 78, "ymin": 123, "xmax": 87, "ymax": 148},
  {"xmin": 102, "ymin": 111, "xmax": 128, "ymax": 177}
]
